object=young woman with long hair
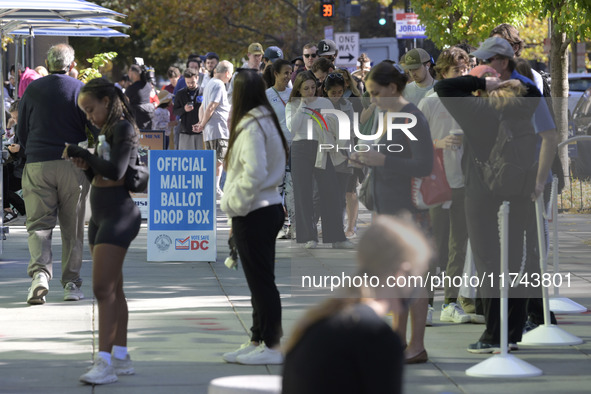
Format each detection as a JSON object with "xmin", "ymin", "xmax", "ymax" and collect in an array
[
  {"xmin": 351, "ymin": 62, "xmax": 434, "ymax": 364},
  {"xmin": 63, "ymin": 78, "xmax": 142, "ymax": 385},
  {"xmin": 282, "ymin": 215, "xmax": 431, "ymax": 393},
  {"xmin": 265, "ymin": 59, "xmax": 295, "ymax": 239},
  {"xmin": 220, "ymin": 69, "xmax": 289, "ymax": 365},
  {"xmin": 286, "ymin": 71, "xmax": 353, "ymax": 249}
]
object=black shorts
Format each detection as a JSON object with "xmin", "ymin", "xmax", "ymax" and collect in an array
[{"xmin": 88, "ymin": 185, "xmax": 141, "ymax": 248}]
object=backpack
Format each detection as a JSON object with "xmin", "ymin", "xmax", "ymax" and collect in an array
[{"xmin": 477, "ymin": 117, "xmax": 538, "ymax": 199}]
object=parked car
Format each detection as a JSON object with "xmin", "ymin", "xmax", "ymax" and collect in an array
[
  {"xmin": 569, "ymin": 86, "xmax": 591, "ymax": 179},
  {"xmin": 571, "ymin": 86, "xmax": 591, "ymax": 135},
  {"xmin": 568, "ymin": 73, "xmax": 591, "ymax": 113}
]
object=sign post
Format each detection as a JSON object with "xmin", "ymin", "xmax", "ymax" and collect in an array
[
  {"xmin": 334, "ymin": 32, "xmax": 359, "ymax": 68},
  {"xmin": 147, "ymin": 150, "xmax": 217, "ymax": 262}
]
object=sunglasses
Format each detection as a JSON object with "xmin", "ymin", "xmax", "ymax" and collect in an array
[
  {"xmin": 303, "ymin": 54, "xmax": 318, "ymax": 58},
  {"xmin": 482, "ymin": 56, "xmax": 503, "ymax": 65},
  {"xmin": 327, "ymin": 73, "xmax": 345, "ymax": 81}
]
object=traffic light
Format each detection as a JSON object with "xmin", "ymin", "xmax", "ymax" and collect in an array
[
  {"xmin": 320, "ymin": 0, "xmax": 335, "ymax": 19},
  {"xmin": 378, "ymin": 5, "xmax": 387, "ymax": 25}
]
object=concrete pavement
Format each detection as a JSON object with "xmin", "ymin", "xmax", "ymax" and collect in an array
[{"xmin": 0, "ymin": 210, "xmax": 590, "ymax": 393}]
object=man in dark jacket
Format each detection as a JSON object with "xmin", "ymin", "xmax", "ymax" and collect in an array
[
  {"xmin": 173, "ymin": 67, "xmax": 203, "ymax": 150},
  {"xmin": 18, "ymin": 43, "xmax": 97, "ymax": 305}
]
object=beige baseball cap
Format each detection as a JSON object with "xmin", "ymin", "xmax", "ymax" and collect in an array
[{"xmin": 248, "ymin": 42, "xmax": 264, "ymax": 55}]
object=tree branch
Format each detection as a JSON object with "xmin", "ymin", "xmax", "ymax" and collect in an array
[
  {"xmin": 560, "ymin": 38, "xmax": 572, "ymax": 54},
  {"xmin": 276, "ymin": 0, "xmax": 301, "ymax": 15},
  {"xmin": 223, "ymin": 16, "xmax": 284, "ymax": 45}
]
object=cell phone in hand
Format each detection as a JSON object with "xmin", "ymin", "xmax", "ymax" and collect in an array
[{"xmin": 341, "ymin": 149, "xmax": 364, "ymax": 166}]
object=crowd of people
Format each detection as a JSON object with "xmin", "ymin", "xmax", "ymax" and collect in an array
[{"xmin": 3, "ymin": 22, "xmax": 563, "ymax": 390}]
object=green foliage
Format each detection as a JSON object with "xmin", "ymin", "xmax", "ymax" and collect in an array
[
  {"xmin": 412, "ymin": 0, "xmax": 538, "ymax": 49},
  {"xmin": 520, "ymin": 15, "xmax": 549, "ymax": 63},
  {"xmin": 78, "ymin": 51, "xmax": 118, "ymax": 83},
  {"xmin": 539, "ymin": 0, "xmax": 591, "ymax": 42},
  {"xmin": 73, "ymin": 0, "xmax": 333, "ymax": 75}
]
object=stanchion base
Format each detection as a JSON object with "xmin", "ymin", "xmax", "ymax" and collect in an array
[
  {"xmin": 466, "ymin": 354, "xmax": 542, "ymax": 377},
  {"xmin": 518, "ymin": 324, "xmax": 583, "ymax": 346},
  {"xmin": 549, "ymin": 297, "xmax": 587, "ymax": 314}
]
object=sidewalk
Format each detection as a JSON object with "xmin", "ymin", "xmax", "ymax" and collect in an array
[{"xmin": 0, "ymin": 210, "xmax": 590, "ymax": 393}]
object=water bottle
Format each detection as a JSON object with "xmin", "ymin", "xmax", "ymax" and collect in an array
[{"xmin": 97, "ymin": 135, "xmax": 110, "ymax": 161}]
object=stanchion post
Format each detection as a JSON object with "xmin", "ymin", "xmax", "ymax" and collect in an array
[
  {"xmin": 466, "ymin": 202, "xmax": 543, "ymax": 378},
  {"xmin": 518, "ymin": 196, "xmax": 583, "ymax": 346},
  {"xmin": 547, "ymin": 176, "xmax": 587, "ymax": 314}
]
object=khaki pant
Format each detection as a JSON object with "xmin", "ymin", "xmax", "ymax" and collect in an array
[{"xmin": 23, "ymin": 160, "xmax": 90, "ymax": 288}]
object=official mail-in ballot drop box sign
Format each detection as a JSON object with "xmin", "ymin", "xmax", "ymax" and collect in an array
[{"xmin": 147, "ymin": 150, "xmax": 217, "ymax": 262}]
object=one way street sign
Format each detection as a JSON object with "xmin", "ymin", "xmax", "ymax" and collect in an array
[{"xmin": 334, "ymin": 32, "xmax": 359, "ymax": 68}]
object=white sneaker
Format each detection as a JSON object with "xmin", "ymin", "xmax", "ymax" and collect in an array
[
  {"xmin": 470, "ymin": 314, "xmax": 486, "ymax": 324},
  {"xmin": 440, "ymin": 302, "xmax": 471, "ymax": 323},
  {"xmin": 222, "ymin": 341, "xmax": 259, "ymax": 363},
  {"xmin": 426, "ymin": 305, "xmax": 434, "ymax": 326},
  {"xmin": 80, "ymin": 356, "xmax": 118, "ymax": 385},
  {"xmin": 236, "ymin": 344, "xmax": 283, "ymax": 365},
  {"xmin": 63, "ymin": 282, "xmax": 84, "ymax": 301},
  {"xmin": 304, "ymin": 240, "xmax": 317, "ymax": 249},
  {"xmin": 277, "ymin": 226, "xmax": 290, "ymax": 239},
  {"xmin": 113, "ymin": 354, "xmax": 135, "ymax": 375},
  {"xmin": 27, "ymin": 272, "xmax": 49, "ymax": 305},
  {"xmin": 332, "ymin": 240, "xmax": 355, "ymax": 249}
]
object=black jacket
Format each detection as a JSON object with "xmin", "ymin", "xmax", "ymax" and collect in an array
[{"xmin": 173, "ymin": 87, "xmax": 202, "ymax": 134}]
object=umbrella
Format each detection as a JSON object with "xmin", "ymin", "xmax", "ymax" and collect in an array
[
  {"xmin": 0, "ymin": 0, "xmax": 125, "ymax": 21},
  {"xmin": 1, "ymin": 17, "xmax": 129, "ymax": 33},
  {"xmin": 9, "ymin": 26, "xmax": 129, "ymax": 38}
]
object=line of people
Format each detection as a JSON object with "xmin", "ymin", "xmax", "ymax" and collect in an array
[
  {"xmin": 12, "ymin": 25, "xmax": 562, "ymax": 391},
  {"xmin": 282, "ymin": 24, "xmax": 560, "ymax": 394}
]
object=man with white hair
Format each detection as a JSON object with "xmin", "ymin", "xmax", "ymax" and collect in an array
[
  {"xmin": 18, "ymin": 43, "xmax": 96, "ymax": 305},
  {"xmin": 196, "ymin": 60, "xmax": 234, "ymax": 198}
]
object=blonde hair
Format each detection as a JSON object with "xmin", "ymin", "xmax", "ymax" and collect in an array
[
  {"xmin": 488, "ymin": 79, "xmax": 526, "ymax": 109},
  {"xmin": 283, "ymin": 215, "xmax": 431, "ymax": 354},
  {"xmin": 35, "ymin": 66, "xmax": 48, "ymax": 77},
  {"xmin": 334, "ymin": 68, "xmax": 361, "ymax": 97}
]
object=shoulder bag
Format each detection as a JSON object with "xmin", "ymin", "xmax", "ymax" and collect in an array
[{"xmin": 125, "ymin": 155, "xmax": 150, "ymax": 193}]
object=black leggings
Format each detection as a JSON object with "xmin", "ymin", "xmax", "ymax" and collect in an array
[
  {"xmin": 232, "ymin": 204, "xmax": 284, "ymax": 347},
  {"xmin": 89, "ymin": 186, "xmax": 141, "ymax": 248}
]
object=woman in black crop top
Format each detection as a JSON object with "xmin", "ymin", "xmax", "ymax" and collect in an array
[{"xmin": 63, "ymin": 78, "xmax": 141, "ymax": 385}]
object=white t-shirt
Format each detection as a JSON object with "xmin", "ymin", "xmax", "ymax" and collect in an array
[
  {"xmin": 418, "ymin": 91, "xmax": 464, "ymax": 188},
  {"xmin": 403, "ymin": 80, "xmax": 437, "ymax": 106},
  {"xmin": 286, "ymin": 96, "xmax": 335, "ymax": 142},
  {"xmin": 202, "ymin": 78, "xmax": 230, "ymax": 141},
  {"xmin": 200, "ymin": 73, "xmax": 213, "ymax": 92},
  {"xmin": 265, "ymin": 87, "xmax": 292, "ymax": 144}
]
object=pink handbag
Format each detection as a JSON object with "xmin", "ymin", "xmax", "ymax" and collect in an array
[{"xmin": 411, "ymin": 147, "xmax": 451, "ymax": 209}]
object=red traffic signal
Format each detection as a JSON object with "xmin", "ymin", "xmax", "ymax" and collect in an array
[{"xmin": 320, "ymin": 0, "xmax": 335, "ymax": 18}]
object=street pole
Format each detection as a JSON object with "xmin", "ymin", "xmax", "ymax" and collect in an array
[
  {"xmin": 405, "ymin": 0, "xmax": 413, "ymax": 52},
  {"xmin": 345, "ymin": 0, "xmax": 351, "ymax": 33}
]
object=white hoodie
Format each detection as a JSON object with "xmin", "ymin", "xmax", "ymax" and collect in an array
[{"xmin": 221, "ymin": 106, "xmax": 286, "ymax": 217}]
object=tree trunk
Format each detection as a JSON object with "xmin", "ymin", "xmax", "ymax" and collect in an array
[{"xmin": 550, "ymin": 25, "xmax": 571, "ymax": 188}]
